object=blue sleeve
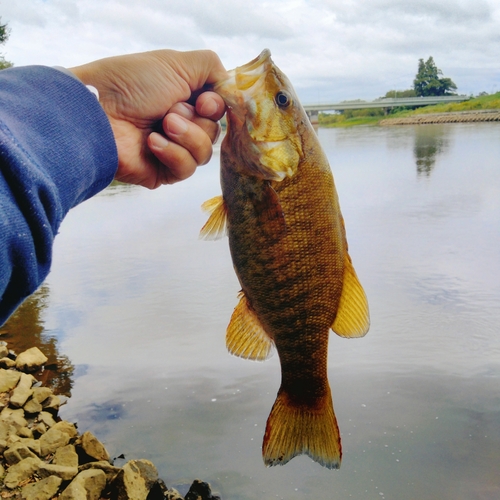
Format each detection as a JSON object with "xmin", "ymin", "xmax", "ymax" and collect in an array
[{"xmin": 0, "ymin": 65, "xmax": 118, "ymax": 325}]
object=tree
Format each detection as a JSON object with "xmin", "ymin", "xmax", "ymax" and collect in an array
[
  {"xmin": 0, "ymin": 18, "xmax": 13, "ymax": 70},
  {"xmin": 413, "ymin": 57, "xmax": 456, "ymax": 97}
]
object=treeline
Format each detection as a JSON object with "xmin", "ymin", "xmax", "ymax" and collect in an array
[{"xmin": 0, "ymin": 17, "xmax": 13, "ymax": 69}]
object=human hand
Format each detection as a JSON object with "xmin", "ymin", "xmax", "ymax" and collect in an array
[{"xmin": 70, "ymin": 50, "xmax": 227, "ymax": 188}]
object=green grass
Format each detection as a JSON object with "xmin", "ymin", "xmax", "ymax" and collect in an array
[{"xmin": 319, "ymin": 92, "xmax": 500, "ymax": 127}]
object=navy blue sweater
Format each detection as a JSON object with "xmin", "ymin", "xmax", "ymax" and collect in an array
[{"xmin": 0, "ymin": 66, "xmax": 118, "ymax": 325}]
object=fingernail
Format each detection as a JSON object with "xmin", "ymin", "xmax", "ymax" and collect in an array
[
  {"xmin": 149, "ymin": 132, "xmax": 169, "ymax": 150},
  {"xmin": 200, "ymin": 97, "xmax": 219, "ymax": 117},
  {"xmin": 167, "ymin": 113, "xmax": 188, "ymax": 135}
]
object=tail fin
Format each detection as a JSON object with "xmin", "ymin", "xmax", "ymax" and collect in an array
[{"xmin": 262, "ymin": 387, "xmax": 341, "ymax": 469}]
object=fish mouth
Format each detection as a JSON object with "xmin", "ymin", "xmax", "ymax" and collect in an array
[{"xmin": 214, "ymin": 49, "xmax": 272, "ymax": 106}]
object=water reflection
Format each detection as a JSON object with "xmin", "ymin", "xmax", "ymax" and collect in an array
[
  {"xmin": 0, "ymin": 285, "xmax": 74, "ymax": 396},
  {"xmin": 413, "ymin": 125, "xmax": 449, "ymax": 176},
  {"xmin": 6, "ymin": 123, "xmax": 500, "ymax": 499}
]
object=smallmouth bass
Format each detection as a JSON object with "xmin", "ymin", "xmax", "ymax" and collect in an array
[{"xmin": 201, "ymin": 49, "xmax": 369, "ymax": 469}]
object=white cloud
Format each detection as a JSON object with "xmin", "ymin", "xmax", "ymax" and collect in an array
[{"xmin": 1, "ymin": 0, "xmax": 499, "ymax": 101}]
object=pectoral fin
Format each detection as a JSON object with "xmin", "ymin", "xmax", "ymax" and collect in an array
[
  {"xmin": 226, "ymin": 292, "xmax": 274, "ymax": 361},
  {"xmin": 200, "ymin": 195, "xmax": 227, "ymax": 240},
  {"xmin": 331, "ymin": 255, "xmax": 370, "ymax": 338}
]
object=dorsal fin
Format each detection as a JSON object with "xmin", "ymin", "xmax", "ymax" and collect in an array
[
  {"xmin": 199, "ymin": 195, "xmax": 228, "ymax": 240},
  {"xmin": 226, "ymin": 292, "xmax": 274, "ymax": 361},
  {"xmin": 331, "ymin": 255, "xmax": 370, "ymax": 338}
]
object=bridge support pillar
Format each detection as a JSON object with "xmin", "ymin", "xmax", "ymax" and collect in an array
[{"xmin": 306, "ymin": 110, "xmax": 319, "ymax": 125}]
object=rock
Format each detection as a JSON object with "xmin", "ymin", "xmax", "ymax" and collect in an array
[
  {"xmin": 23, "ymin": 397, "xmax": 43, "ymax": 414},
  {"xmin": 52, "ymin": 420, "xmax": 79, "ymax": 439},
  {"xmin": 53, "ymin": 444, "xmax": 79, "ymax": 468},
  {"xmin": 164, "ymin": 488, "xmax": 185, "ymax": 500},
  {"xmin": 21, "ymin": 475, "xmax": 62, "ymax": 500},
  {"xmin": 0, "ymin": 357, "xmax": 16, "ymax": 369},
  {"xmin": 147, "ymin": 479, "xmax": 183, "ymax": 500},
  {"xmin": 10, "ymin": 373, "xmax": 35, "ymax": 408},
  {"xmin": 38, "ymin": 462, "xmax": 78, "ymax": 481},
  {"xmin": 32, "ymin": 386, "xmax": 53, "ymax": 404},
  {"xmin": 39, "ymin": 420, "xmax": 78, "ymax": 456},
  {"xmin": 1, "ymin": 407, "xmax": 28, "ymax": 429},
  {"xmin": 0, "ymin": 420, "xmax": 16, "ymax": 440},
  {"xmin": 0, "ymin": 368, "xmax": 21, "ymax": 392},
  {"xmin": 0, "ymin": 344, "xmax": 9, "ymax": 358},
  {"xmin": 4, "ymin": 441, "xmax": 39, "ymax": 465},
  {"xmin": 81, "ymin": 430, "xmax": 110, "ymax": 462},
  {"xmin": 39, "ymin": 428, "xmax": 71, "ymax": 457},
  {"xmin": 78, "ymin": 460, "xmax": 122, "ymax": 483},
  {"xmin": 111, "ymin": 459, "xmax": 159, "ymax": 500},
  {"xmin": 32, "ymin": 421, "xmax": 47, "ymax": 437},
  {"xmin": 3, "ymin": 456, "xmax": 41, "ymax": 488},
  {"xmin": 17, "ymin": 426, "xmax": 34, "ymax": 439},
  {"xmin": 60, "ymin": 469, "xmax": 107, "ymax": 500},
  {"xmin": 185, "ymin": 480, "xmax": 220, "ymax": 500},
  {"xmin": 15, "ymin": 347, "xmax": 48, "ymax": 372},
  {"xmin": 16, "ymin": 437, "xmax": 41, "ymax": 455},
  {"xmin": 42, "ymin": 394, "xmax": 61, "ymax": 413},
  {"xmin": 38, "ymin": 410, "xmax": 57, "ymax": 428}
]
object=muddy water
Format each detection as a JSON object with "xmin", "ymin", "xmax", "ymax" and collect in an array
[{"xmin": 3, "ymin": 122, "xmax": 499, "ymax": 499}]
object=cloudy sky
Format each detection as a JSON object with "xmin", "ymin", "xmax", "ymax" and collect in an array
[{"xmin": 1, "ymin": 0, "xmax": 499, "ymax": 102}]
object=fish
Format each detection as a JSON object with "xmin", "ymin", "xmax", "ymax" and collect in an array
[{"xmin": 200, "ymin": 49, "xmax": 369, "ymax": 469}]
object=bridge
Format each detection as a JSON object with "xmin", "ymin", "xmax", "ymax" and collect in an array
[{"xmin": 303, "ymin": 95, "xmax": 470, "ymax": 123}]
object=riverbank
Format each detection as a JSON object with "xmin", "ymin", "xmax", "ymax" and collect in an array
[
  {"xmin": 379, "ymin": 109, "xmax": 500, "ymax": 126},
  {"xmin": 0, "ymin": 343, "xmax": 220, "ymax": 500},
  {"xmin": 318, "ymin": 91, "xmax": 500, "ymax": 128}
]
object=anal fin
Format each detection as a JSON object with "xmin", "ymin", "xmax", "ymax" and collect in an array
[
  {"xmin": 200, "ymin": 195, "xmax": 227, "ymax": 240},
  {"xmin": 226, "ymin": 292, "xmax": 274, "ymax": 361},
  {"xmin": 332, "ymin": 254, "xmax": 370, "ymax": 338}
]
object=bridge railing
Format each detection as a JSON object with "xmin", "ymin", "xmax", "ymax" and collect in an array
[{"xmin": 303, "ymin": 95, "xmax": 470, "ymax": 112}]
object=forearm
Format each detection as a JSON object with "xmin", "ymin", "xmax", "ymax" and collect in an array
[{"xmin": 0, "ymin": 65, "xmax": 118, "ymax": 325}]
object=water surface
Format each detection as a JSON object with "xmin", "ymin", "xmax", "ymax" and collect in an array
[{"xmin": 3, "ymin": 123, "xmax": 499, "ymax": 499}]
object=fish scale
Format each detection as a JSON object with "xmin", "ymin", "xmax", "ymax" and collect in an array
[{"xmin": 201, "ymin": 49, "xmax": 369, "ymax": 469}]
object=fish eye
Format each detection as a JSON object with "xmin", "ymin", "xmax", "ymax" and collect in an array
[{"xmin": 275, "ymin": 91, "xmax": 291, "ymax": 108}]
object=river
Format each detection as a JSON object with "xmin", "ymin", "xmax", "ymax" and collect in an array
[{"xmin": 2, "ymin": 122, "xmax": 499, "ymax": 500}]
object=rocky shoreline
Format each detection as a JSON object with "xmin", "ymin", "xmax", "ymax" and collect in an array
[
  {"xmin": 0, "ymin": 343, "xmax": 220, "ymax": 500},
  {"xmin": 379, "ymin": 109, "xmax": 500, "ymax": 126}
]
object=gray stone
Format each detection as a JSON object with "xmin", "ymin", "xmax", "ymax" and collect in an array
[
  {"xmin": 81, "ymin": 430, "xmax": 110, "ymax": 461},
  {"xmin": 10, "ymin": 373, "xmax": 35, "ymax": 407},
  {"xmin": 38, "ymin": 462, "xmax": 78, "ymax": 481},
  {"xmin": 15, "ymin": 347, "xmax": 48, "ymax": 372},
  {"xmin": 3, "ymin": 456, "xmax": 41, "ymax": 489},
  {"xmin": 1, "ymin": 407, "xmax": 28, "ymax": 429},
  {"xmin": 60, "ymin": 469, "xmax": 107, "ymax": 500},
  {"xmin": 53, "ymin": 444, "xmax": 79, "ymax": 468},
  {"xmin": 111, "ymin": 459, "xmax": 159, "ymax": 500},
  {"xmin": 21, "ymin": 475, "xmax": 62, "ymax": 500},
  {"xmin": 4, "ymin": 441, "xmax": 39, "ymax": 465},
  {"xmin": 0, "ymin": 368, "xmax": 21, "ymax": 392}
]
